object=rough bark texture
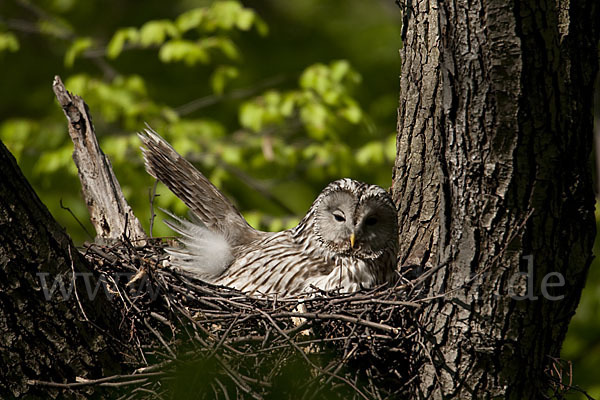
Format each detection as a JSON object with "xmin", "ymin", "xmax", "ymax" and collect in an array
[
  {"xmin": 0, "ymin": 140, "xmax": 130, "ymax": 398},
  {"xmin": 52, "ymin": 75, "xmax": 146, "ymax": 244},
  {"xmin": 393, "ymin": 0, "xmax": 599, "ymax": 398}
]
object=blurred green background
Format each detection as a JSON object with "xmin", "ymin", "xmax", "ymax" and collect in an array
[{"xmin": 0, "ymin": 0, "xmax": 597, "ymax": 397}]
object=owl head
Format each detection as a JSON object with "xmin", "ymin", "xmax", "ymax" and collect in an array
[{"xmin": 301, "ymin": 179, "xmax": 399, "ymax": 259}]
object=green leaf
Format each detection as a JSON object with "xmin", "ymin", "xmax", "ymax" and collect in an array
[
  {"xmin": 339, "ymin": 100, "xmax": 363, "ymax": 124},
  {"xmin": 63, "ymin": 74, "xmax": 90, "ymax": 95},
  {"xmin": 176, "ymin": 8, "xmax": 206, "ymax": 32},
  {"xmin": 242, "ymin": 211, "xmax": 262, "ymax": 230},
  {"xmin": 385, "ymin": 134, "xmax": 396, "ymax": 161},
  {"xmin": 106, "ymin": 27, "xmax": 139, "ymax": 59},
  {"xmin": 299, "ymin": 63, "xmax": 326, "ymax": 91},
  {"xmin": 0, "ymin": 32, "xmax": 19, "ymax": 53},
  {"xmin": 268, "ymin": 218, "xmax": 284, "ymax": 232},
  {"xmin": 356, "ymin": 141, "xmax": 385, "ymax": 166},
  {"xmin": 0, "ymin": 119, "xmax": 38, "ymax": 159},
  {"xmin": 220, "ymin": 144, "xmax": 242, "ymax": 165},
  {"xmin": 64, "ymin": 37, "xmax": 93, "ymax": 67},
  {"xmin": 236, "ymin": 9, "xmax": 255, "ymax": 31},
  {"xmin": 240, "ymin": 102, "xmax": 265, "ymax": 132},
  {"xmin": 159, "ymin": 40, "xmax": 210, "ymax": 65},
  {"xmin": 34, "ymin": 144, "xmax": 74, "ymax": 175},
  {"xmin": 171, "ymin": 119, "xmax": 226, "ymax": 140},
  {"xmin": 300, "ymin": 102, "xmax": 329, "ymax": 139},
  {"xmin": 122, "ymin": 75, "xmax": 147, "ymax": 95},
  {"xmin": 280, "ymin": 93, "xmax": 297, "ymax": 117},
  {"xmin": 208, "ymin": 1, "xmax": 243, "ymax": 31},
  {"xmin": 139, "ymin": 20, "xmax": 179, "ymax": 47},
  {"xmin": 330, "ymin": 60, "xmax": 351, "ymax": 81},
  {"xmin": 172, "ymin": 136, "xmax": 200, "ymax": 156},
  {"xmin": 211, "ymin": 65, "xmax": 239, "ymax": 95},
  {"xmin": 101, "ymin": 136, "xmax": 131, "ymax": 163},
  {"xmin": 201, "ymin": 36, "xmax": 239, "ymax": 60},
  {"xmin": 37, "ymin": 17, "xmax": 73, "ymax": 39},
  {"xmin": 253, "ymin": 16, "xmax": 269, "ymax": 36},
  {"xmin": 263, "ymin": 91, "xmax": 282, "ymax": 109}
]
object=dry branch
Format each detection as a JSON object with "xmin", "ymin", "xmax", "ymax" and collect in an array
[
  {"xmin": 52, "ymin": 75, "xmax": 146, "ymax": 243},
  {"xmin": 75, "ymin": 240, "xmax": 423, "ymax": 399}
]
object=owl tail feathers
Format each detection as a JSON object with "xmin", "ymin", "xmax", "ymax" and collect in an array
[{"xmin": 161, "ymin": 210, "xmax": 233, "ymax": 279}]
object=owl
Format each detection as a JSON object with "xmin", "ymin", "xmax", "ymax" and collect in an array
[{"xmin": 139, "ymin": 128, "xmax": 399, "ymax": 297}]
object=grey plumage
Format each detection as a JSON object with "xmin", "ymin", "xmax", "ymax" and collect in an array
[{"xmin": 139, "ymin": 127, "xmax": 399, "ymax": 297}]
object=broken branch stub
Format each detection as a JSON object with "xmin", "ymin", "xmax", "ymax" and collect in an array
[{"xmin": 52, "ymin": 75, "xmax": 146, "ymax": 244}]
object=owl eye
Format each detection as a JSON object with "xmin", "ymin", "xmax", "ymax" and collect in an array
[
  {"xmin": 333, "ymin": 210, "xmax": 346, "ymax": 222},
  {"xmin": 365, "ymin": 216, "xmax": 378, "ymax": 226}
]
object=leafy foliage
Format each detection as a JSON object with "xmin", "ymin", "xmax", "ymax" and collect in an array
[{"xmin": 0, "ymin": 0, "xmax": 399, "ymax": 241}]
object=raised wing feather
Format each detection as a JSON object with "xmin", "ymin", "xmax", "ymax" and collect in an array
[{"xmin": 139, "ymin": 127, "xmax": 259, "ymax": 247}]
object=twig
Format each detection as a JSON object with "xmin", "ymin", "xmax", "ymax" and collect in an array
[
  {"xmin": 60, "ymin": 199, "xmax": 94, "ymax": 240},
  {"xmin": 149, "ymin": 180, "xmax": 159, "ymax": 238},
  {"xmin": 27, "ymin": 371, "xmax": 165, "ymax": 388},
  {"xmin": 175, "ymin": 75, "xmax": 286, "ymax": 116}
]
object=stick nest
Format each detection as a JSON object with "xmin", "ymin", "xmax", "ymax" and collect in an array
[{"xmin": 83, "ymin": 238, "xmax": 430, "ymax": 399}]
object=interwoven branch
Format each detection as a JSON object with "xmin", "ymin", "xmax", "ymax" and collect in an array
[{"xmin": 68, "ymin": 239, "xmax": 425, "ymax": 399}]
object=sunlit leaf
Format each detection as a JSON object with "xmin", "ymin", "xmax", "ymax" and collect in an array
[
  {"xmin": 384, "ymin": 134, "xmax": 396, "ymax": 161},
  {"xmin": 0, "ymin": 119, "xmax": 38, "ymax": 159},
  {"xmin": 240, "ymin": 102, "xmax": 265, "ymax": 132},
  {"xmin": 0, "ymin": 32, "xmax": 20, "ymax": 53},
  {"xmin": 280, "ymin": 93, "xmax": 297, "ymax": 117},
  {"xmin": 159, "ymin": 40, "xmax": 210, "ymax": 65},
  {"xmin": 106, "ymin": 27, "xmax": 139, "ymax": 59},
  {"xmin": 339, "ymin": 100, "xmax": 362, "ymax": 124},
  {"xmin": 201, "ymin": 36, "xmax": 239, "ymax": 60},
  {"xmin": 300, "ymin": 102, "xmax": 329, "ymax": 139},
  {"xmin": 211, "ymin": 65, "xmax": 239, "ymax": 95},
  {"xmin": 242, "ymin": 211, "xmax": 262, "ymax": 230},
  {"xmin": 37, "ymin": 18, "xmax": 73, "ymax": 39},
  {"xmin": 64, "ymin": 37, "xmax": 93, "ymax": 67},
  {"xmin": 355, "ymin": 141, "xmax": 384, "ymax": 166},
  {"xmin": 330, "ymin": 60, "xmax": 351, "ymax": 81},
  {"xmin": 171, "ymin": 119, "xmax": 226, "ymax": 140},
  {"xmin": 254, "ymin": 16, "xmax": 269, "ymax": 36},
  {"xmin": 34, "ymin": 144, "xmax": 74, "ymax": 175},
  {"xmin": 220, "ymin": 145, "xmax": 242, "ymax": 165},
  {"xmin": 208, "ymin": 1, "xmax": 243, "ymax": 31},
  {"xmin": 139, "ymin": 20, "xmax": 179, "ymax": 47},
  {"xmin": 236, "ymin": 9, "xmax": 255, "ymax": 31},
  {"xmin": 175, "ymin": 8, "xmax": 206, "ymax": 32}
]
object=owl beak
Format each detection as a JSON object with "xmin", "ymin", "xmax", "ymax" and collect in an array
[{"xmin": 350, "ymin": 232, "xmax": 356, "ymax": 248}]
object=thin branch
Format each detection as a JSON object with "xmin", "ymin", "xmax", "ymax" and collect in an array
[
  {"xmin": 175, "ymin": 75, "xmax": 287, "ymax": 116},
  {"xmin": 60, "ymin": 199, "xmax": 95, "ymax": 240}
]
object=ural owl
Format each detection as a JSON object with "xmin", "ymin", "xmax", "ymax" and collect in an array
[{"xmin": 139, "ymin": 128, "xmax": 398, "ymax": 296}]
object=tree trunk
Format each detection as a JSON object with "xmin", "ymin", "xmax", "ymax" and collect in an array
[
  {"xmin": 393, "ymin": 0, "xmax": 599, "ymax": 398},
  {"xmin": 0, "ymin": 140, "xmax": 131, "ymax": 398}
]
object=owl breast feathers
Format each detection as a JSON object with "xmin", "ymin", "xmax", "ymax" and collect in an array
[{"xmin": 139, "ymin": 128, "xmax": 399, "ymax": 297}]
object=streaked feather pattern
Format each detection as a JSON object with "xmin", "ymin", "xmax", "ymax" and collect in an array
[{"xmin": 139, "ymin": 128, "xmax": 399, "ymax": 297}]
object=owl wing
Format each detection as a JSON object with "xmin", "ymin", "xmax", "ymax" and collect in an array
[
  {"xmin": 214, "ymin": 231, "xmax": 378, "ymax": 296},
  {"xmin": 139, "ymin": 127, "xmax": 259, "ymax": 247},
  {"xmin": 215, "ymin": 231, "xmax": 335, "ymax": 296}
]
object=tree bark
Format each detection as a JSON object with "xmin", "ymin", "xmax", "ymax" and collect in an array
[
  {"xmin": 52, "ymin": 75, "xmax": 146, "ymax": 243},
  {"xmin": 393, "ymin": 0, "xmax": 599, "ymax": 398},
  {"xmin": 0, "ymin": 140, "xmax": 131, "ymax": 398}
]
